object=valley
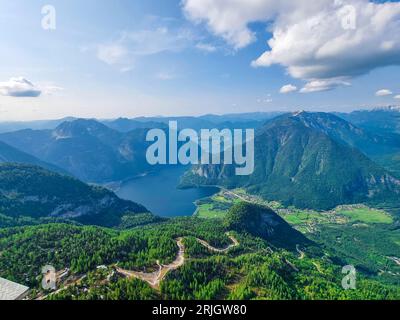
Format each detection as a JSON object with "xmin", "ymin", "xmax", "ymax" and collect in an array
[
  {"xmin": 0, "ymin": 109, "xmax": 399, "ymax": 300},
  {"xmin": 195, "ymin": 189, "xmax": 400, "ymax": 285}
]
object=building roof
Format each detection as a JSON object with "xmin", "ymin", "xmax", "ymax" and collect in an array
[{"xmin": 0, "ymin": 277, "xmax": 30, "ymax": 300}]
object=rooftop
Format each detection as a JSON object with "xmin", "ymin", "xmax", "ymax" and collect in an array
[{"xmin": 0, "ymin": 277, "xmax": 30, "ymax": 300}]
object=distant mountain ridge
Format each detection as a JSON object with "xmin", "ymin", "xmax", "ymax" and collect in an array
[
  {"xmin": 0, "ymin": 119, "xmax": 154, "ymax": 183},
  {"xmin": 0, "ymin": 117, "xmax": 77, "ymax": 134},
  {"xmin": 0, "ymin": 112, "xmax": 282, "ymax": 134},
  {"xmin": 336, "ymin": 107, "xmax": 400, "ymax": 135},
  {"xmin": 289, "ymin": 111, "xmax": 400, "ymax": 157},
  {"xmin": 336, "ymin": 108, "xmax": 400, "ymax": 177},
  {"xmin": 0, "ymin": 140, "xmax": 67, "ymax": 175},
  {"xmin": 0, "ymin": 114, "xmax": 279, "ymax": 182}
]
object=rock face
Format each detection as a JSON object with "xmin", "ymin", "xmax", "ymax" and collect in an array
[
  {"xmin": 0, "ymin": 163, "xmax": 150, "ymax": 227},
  {"xmin": 183, "ymin": 112, "xmax": 400, "ymax": 210}
]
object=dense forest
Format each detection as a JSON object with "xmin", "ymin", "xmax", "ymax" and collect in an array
[
  {"xmin": 0, "ymin": 163, "xmax": 156, "ymax": 228},
  {"xmin": 1, "ymin": 203, "xmax": 399, "ymax": 300}
]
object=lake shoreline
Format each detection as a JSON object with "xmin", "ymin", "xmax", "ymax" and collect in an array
[{"xmin": 109, "ymin": 166, "xmax": 220, "ymax": 218}]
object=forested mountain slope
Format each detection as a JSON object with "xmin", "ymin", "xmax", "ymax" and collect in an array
[
  {"xmin": 182, "ymin": 112, "xmax": 400, "ymax": 210},
  {"xmin": 0, "ymin": 119, "xmax": 153, "ymax": 182},
  {"xmin": 0, "ymin": 163, "xmax": 152, "ymax": 227}
]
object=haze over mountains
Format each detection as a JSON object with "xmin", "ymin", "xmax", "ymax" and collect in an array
[
  {"xmin": 336, "ymin": 107, "xmax": 400, "ymax": 135},
  {"xmin": 0, "ymin": 113, "xmax": 280, "ymax": 182},
  {"xmin": 0, "ymin": 107, "xmax": 399, "ymax": 212},
  {"xmin": 0, "ymin": 120, "xmax": 154, "ymax": 182},
  {"xmin": 0, "ymin": 141, "xmax": 66, "ymax": 175}
]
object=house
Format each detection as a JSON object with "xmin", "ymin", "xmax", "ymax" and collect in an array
[{"xmin": 0, "ymin": 277, "xmax": 30, "ymax": 300}]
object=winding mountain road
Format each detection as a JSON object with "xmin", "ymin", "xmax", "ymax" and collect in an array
[
  {"xmin": 296, "ymin": 245, "xmax": 305, "ymax": 260},
  {"xmin": 116, "ymin": 234, "xmax": 239, "ymax": 289},
  {"xmin": 196, "ymin": 234, "xmax": 239, "ymax": 253}
]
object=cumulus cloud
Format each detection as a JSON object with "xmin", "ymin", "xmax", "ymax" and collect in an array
[
  {"xmin": 0, "ymin": 77, "xmax": 42, "ymax": 97},
  {"xmin": 376, "ymin": 89, "xmax": 393, "ymax": 96},
  {"xmin": 251, "ymin": 0, "xmax": 400, "ymax": 81},
  {"xmin": 395, "ymin": 95, "xmax": 400, "ymax": 99},
  {"xmin": 182, "ymin": 0, "xmax": 322, "ymax": 49},
  {"xmin": 183, "ymin": 0, "xmax": 400, "ymax": 90},
  {"xmin": 300, "ymin": 79, "xmax": 351, "ymax": 93},
  {"xmin": 280, "ymin": 84, "xmax": 297, "ymax": 94}
]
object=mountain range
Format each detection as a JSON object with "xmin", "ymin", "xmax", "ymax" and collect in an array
[
  {"xmin": 0, "ymin": 109, "xmax": 399, "ymax": 212},
  {"xmin": 336, "ymin": 107, "xmax": 400, "ymax": 135},
  {"xmin": 0, "ymin": 119, "xmax": 155, "ymax": 182},
  {"xmin": 0, "ymin": 112, "xmax": 281, "ymax": 134},
  {"xmin": 336, "ymin": 107, "xmax": 400, "ymax": 177},
  {"xmin": 182, "ymin": 111, "xmax": 400, "ymax": 210},
  {"xmin": 0, "ymin": 115, "xmax": 274, "ymax": 183},
  {"xmin": 0, "ymin": 140, "xmax": 66, "ymax": 174}
]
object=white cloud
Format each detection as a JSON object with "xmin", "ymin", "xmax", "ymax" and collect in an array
[
  {"xmin": 183, "ymin": 0, "xmax": 400, "ymax": 91},
  {"xmin": 155, "ymin": 72, "xmax": 177, "ymax": 81},
  {"xmin": 195, "ymin": 42, "xmax": 217, "ymax": 53},
  {"xmin": 280, "ymin": 84, "xmax": 297, "ymax": 94},
  {"xmin": 376, "ymin": 89, "xmax": 393, "ymax": 96},
  {"xmin": 41, "ymin": 85, "xmax": 64, "ymax": 95},
  {"xmin": 97, "ymin": 44, "xmax": 129, "ymax": 66},
  {"xmin": 183, "ymin": 0, "xmax": 299, "ymax": 49},
  {"xmin": 121, "ymin": 27, "xmax": 195, "ymax": 55},
  {"xmin": 0, "ymin": 77, "xmax": 41, "ymax": 97},
  {"xmin": 257, "ymin": 98, "xmax": 273, "ymax": 103},
  {"xmin": 182, "ymin": 0, "xmax": 332, "ymax": 49},
  {"xmin": 300, "ymin": 79, "xmax": 351, "ymax": 93},
  {"xmin": 251, "ymin": 0, "xmax": 400, "ymax": 81},
  {"xmin": 395, "ymin": 95, "xmax": 400, "ymax": 99},
  {"xmin": 96, "ymin": 24, "xmax": 197, "ymax": 70}
]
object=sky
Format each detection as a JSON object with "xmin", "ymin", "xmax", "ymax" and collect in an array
[{"xmin": 0, "ymin": 0, "xmax": 400, "ymax": 121}]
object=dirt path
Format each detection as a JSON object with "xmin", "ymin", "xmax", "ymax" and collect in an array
[
  {"xmin": 116, "ymin": 234, "xmax": 239, "ymax": 290},
  {"xmin": 296, "ymin": 245, "xmax": 305, "ymax": 260},
  {"xmin": 312, "ymin": 262, "xmax": 324, "ymax": 274},
  {"xmin": 116, "ymin": 237, "xmax": 185, "ymax": 289},
  {"xmin": 223, "ymin": 189, "xmax": 252, "ymax": 203},
  {"xmin": 196, "ymin": 234, "xmax": 239, "ymax": 253},
  {"xmin": 388, "ymin": 256, "xmax": 400, "ymax": 266},
  {"xmin": 37, "ymin": 275, "xmax": 87, "ymax": 300}
]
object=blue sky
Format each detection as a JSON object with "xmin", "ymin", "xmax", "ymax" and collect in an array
[{"xmin": 0, "ymin": 0, "xmax": 400, "ymax": 121}]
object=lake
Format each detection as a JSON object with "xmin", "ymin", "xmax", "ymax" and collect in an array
[{"xmin": 115, "ymin": 166, "xmax": 219, "ymax": 217}]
